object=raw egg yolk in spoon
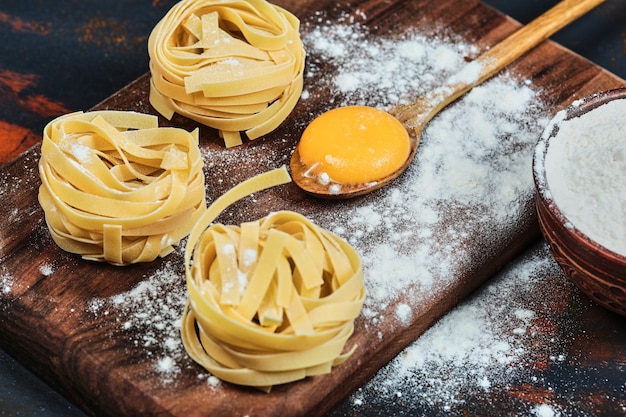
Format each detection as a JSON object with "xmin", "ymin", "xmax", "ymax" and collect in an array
[{"xmin": 293, "ymin": 106, "xmax": 411, "ymax": 196}]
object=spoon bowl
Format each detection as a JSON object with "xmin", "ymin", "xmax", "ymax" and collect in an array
[{"xmin": 291, "ymin": 0, "xmax": 605, "ymax": 199}]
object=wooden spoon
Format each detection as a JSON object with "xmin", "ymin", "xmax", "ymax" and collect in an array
[{"xmin": 290, "ymin": 0, "xmax": 605, "ymax": 199}]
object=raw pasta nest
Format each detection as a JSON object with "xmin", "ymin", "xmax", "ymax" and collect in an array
[
  {"xmin": 38, "ymin": 110, "xmax": 206, "ymax": 265},
  {"xmin": 148, "ymin": 0, "xmax": 305, "ymax": 147},
  {"xmin": 182, "ymin": 168, "xmax": 366, "ymax": 391}
]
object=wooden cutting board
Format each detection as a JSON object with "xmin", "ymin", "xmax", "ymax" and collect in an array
[{"xmin": 0, "ymin": 0, "xmax": 624, "ymax": 416}]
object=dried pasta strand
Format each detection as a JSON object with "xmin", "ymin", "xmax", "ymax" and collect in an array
[
  {"xmin": 211, "ymin": 228, "xmax": 241, "ymax": 306},
  {"xmin": 148, "ymin": 0, "xmax": 305, "ymax": 147},
  {"xmin": 257, "ymin": 268, "xmax": 283, "ymax": 327},
  {"xmin": 38, "ymin": 110, "xmax": 206, "ymax": 265},
  {"xmin": 236, "ymin": 228, "xmax": 288, "ymax": 320},
  {"xmin": 238, "ymin": 220, "xmax": 259, "ymax": 273},
  {"xmin": 182, "ymin": 168, "xmax": 365, "ymax": 391}
]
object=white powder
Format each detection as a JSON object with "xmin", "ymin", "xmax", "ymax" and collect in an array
[
  {"xmin": 207, "ymin": 375, "xmax": 221, "ymax": 388},
  {"xmin": 533, "ymin": 404, "xmax": 559, "ymax": 417},
  {"xmin": 221, "ymin": 243, "xmax": 235, "ymax": 255},
  {"xmin": 39, "ymin": 264, "xmax": 55, "ymax": 277},
  {"xmin": 303, "ymin": 13, "xmax": 481, "ymax": 108},
  {"xmin": 344, "ymin": 243, "xmax": 578, "ymax": 415},
  {"xmin": 1, "ymin": 273, "xmax": 13, "ymax": 296},
  {"xmin": 544, "ymin": 98, "xmax": 626, "ymax": 256},
  {"xmin": 448, "ymin": 60, "xmax": 484, "ymax": 85},
  {"xmin": 241, "ymin": 248, "xmax": 258, "ymax": 268},
  {"xmin": 395, "ymin": 303, "xmax": 412, "ymax": 325},
  {"xmin": 157, "ymin": 356, "xmax": 176, "ymax": 373},
  {"xmin": 0, "ymin": 152, "xmax": 40, "ymax": 225},
  {"xmin": 70, "ymin": 142, "xmax": 92, "ymax": 163},
  {"xmin": 88, "ymin": 254, "xmax": 190, "ymax": 383}
]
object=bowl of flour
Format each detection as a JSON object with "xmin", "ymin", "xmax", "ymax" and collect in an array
[{"xmin": 533, "ymin": 88, "xmax": 626, "ymax": 317}]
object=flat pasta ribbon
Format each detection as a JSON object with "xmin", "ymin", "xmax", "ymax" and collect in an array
[
  {"xmin": 148, "ymin": 0, "xmax": 305, "ymax": 147},
  {"xmin": 38, "ymin": 110, "xmax": 206, "ymax": 265},
  {"xmin": 181, "ymin": 168, "xmax": 365, "ymax": 391}
]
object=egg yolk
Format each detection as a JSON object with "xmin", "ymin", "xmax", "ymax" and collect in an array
[{"xmin": 297, "ymin": 106, "xmax": 410, "ymax": 185}]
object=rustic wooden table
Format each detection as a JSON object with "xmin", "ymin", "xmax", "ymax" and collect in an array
[{"xmin": 0, "ymin": 1, "xmax": 624, "ymax": 416}]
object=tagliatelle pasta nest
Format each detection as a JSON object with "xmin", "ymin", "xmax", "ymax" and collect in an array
[
  {"xmin": 148, "ymin": 0, "xmax": 305, "ymax": 147},
  {"xmin": 181, "ymin": 168, "xmax": 366, "ymax": 391},
  {"xmin": 38, "ymin": 110, "xmax": 206, "ymax": 265}
]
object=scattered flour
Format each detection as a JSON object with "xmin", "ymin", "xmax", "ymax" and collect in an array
[
  {"xmin": 343, "ymin": 243, "xmax": 579, "ymax": 415},
  {"xmin": 88, "ymin": 253, "xmax": 190, "ymax": 383},
  {"xmin": 39, "ymin": 263, "xmax": 55, "ymax": 277},
  {"xmin": 303, "ymin": 13, "xmax": 481, "ymax": 108},
  {"xmin": 300, "ymin": 14, "xmax": 548, "ymax": 319},
  {"xmin": 1, "ymin": 273, "xmax": 13, "ymax": 296},
  {"xmin": 533, "ymin": 403, "xmax": 559, "ymax": 417},
  {"xmin": 0, "ymin": 152, "xmax": 41, "ymax": 232},
  {"xmin": 395, "ymin": 303, "xmax": 412, "ymax": 325}
]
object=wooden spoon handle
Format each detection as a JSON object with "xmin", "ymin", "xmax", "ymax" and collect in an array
[
  {"xmin": 474, "ymin": 0, "xmax": 605, "ymax": 85},
  {"xmin": 396, "ymin": 0, "xmax": 605, "ymax": 129}
]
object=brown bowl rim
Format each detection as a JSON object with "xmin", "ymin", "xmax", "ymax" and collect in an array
[{"xmin": 532, "ymin": 87, "xmax": 626, "ymax": 265}]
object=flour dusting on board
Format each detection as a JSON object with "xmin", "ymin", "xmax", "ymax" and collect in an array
[
  {"xmin": 86, "ymin": 11, "xmax": 551, "ymax": 399},
  {"xmin": 88, "ymin": 254, "xmax": 190, "ymax": 383},
  {"xmin": 343, "ymin": 243, "xmax": 580, "ymax": 415},
  {"xmin": 300, "ymin": 13, "xmax": 548, "ymax": 320},
  {"xmin": 303, "ymin": 13, "xmax": 481, "ymax": 108},
  {"xmin": 1, "ymin": 273, "xmax": 13, "ymax": 297}
]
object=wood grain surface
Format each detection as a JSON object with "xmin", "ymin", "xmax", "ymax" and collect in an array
[{"xmin": 0, "ymin": 1, "xmax": 624, "ymax": 416}]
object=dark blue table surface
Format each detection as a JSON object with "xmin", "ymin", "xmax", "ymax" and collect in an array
[{"xmin": 0, "ymin": 1, "xmax": 624, "ymax": 416}]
